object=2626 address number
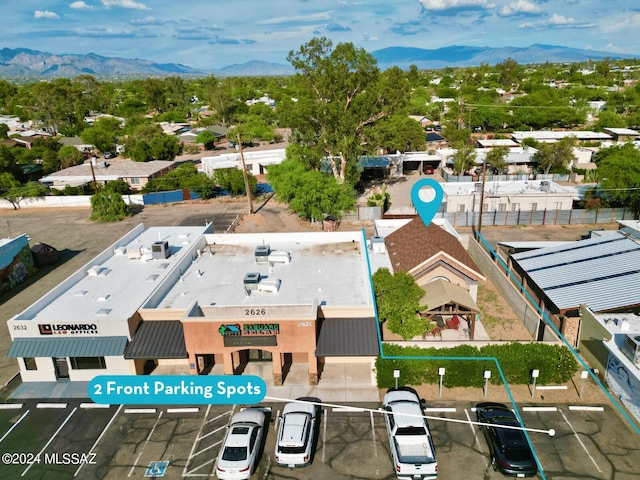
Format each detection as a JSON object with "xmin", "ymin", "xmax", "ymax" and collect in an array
[{"xmin": 245, "ymin": 308, "xmax": 266, "ymax": 316}]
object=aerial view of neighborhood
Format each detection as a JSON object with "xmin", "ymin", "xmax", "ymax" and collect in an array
[{"xmin": 1, "ymin": 1, "xmax": 640, "ymax": 479}]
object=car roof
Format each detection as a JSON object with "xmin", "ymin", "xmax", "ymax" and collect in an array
[
  {"xmin": 282, "ymin": 402, "xmax": 316, "ymax": 416},
  {"xmin": 383, "ymin": 389, "xmax": 421, "ymax": 405}
]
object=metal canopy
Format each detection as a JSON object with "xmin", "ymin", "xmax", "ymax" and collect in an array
[
  {"xmin": 124, "ymin": 321, "xmax": 187, "ymax": 359},
  {"xmin": 7, "ymin": 336, "xmax": 128, "ymax": 358},
  {"xmin": 316, "ymin": 317, "xmax": 379, "ymax": 357}
]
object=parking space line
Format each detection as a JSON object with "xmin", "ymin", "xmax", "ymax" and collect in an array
[
  {"xmin": 127, "ymin": 410, "xmax": 164, "ymax": 478},
  {"xmin": 205, "ymin": 410, "xmax": 231, "ymax": 425},
  {"xmin": 193, "ymin": 440, "xmax": 223, "ymax": 457},
  {"xmin": 0, "ymin": 404, "xmax": 23, "ymax": 410},
  {"xmin": 425, "ymin": 407, "xmax": 456, "ymax": 413},
  {"xmin": 22, "ymin": 407, "xmax": 78, "ymax": 477},
  {"xmin": 0, "ymin": 410, "xmax": 29, "ymax": 444},
  {"xmin": 465, "ymin": 409, "xmax": 489, "ymax": 468},
  {"xmin": 184, "ymin": 457, "xmax": 215, "ymax": 476},
  {"xmin": 369, "ymin": 411, "xmax": 378, "ymax": 459},
  {"xmin": 322, "ymin": 408, "xmax": 327, "ymax": 463},
  {"xmin": 568, "ymin": 406, "xmax": 604, "ymax": 412},
  {"xmin": 74, "ymin": 404, "xmax": 123, "ymax": 478},
  {"xmin": 36, "ymin": 403, "xmax": 68, "ymax": 409},
  {"xmin": 197, "ymin": 424, "xmax": 227, "ymax": 441},
  {"xmin": 80, "ymin": 403, "xmax": 110, "ymax": 409},
  {"xmin": 523, "ymin": 406, "xmax": 558, "ymax": 412},
  {"xmin": 167, "ymin": 408, "xmax": 199, "ymax": 414},
  {"xmin": 124, "ymin": 408, "xmax": 156, "ymax": 414},
  {"xmin": 184, "ymin": 404, "xmax": 218, "ymax": 477},
  {"xmin": 559, "ymin": 409, "xmax": 602, "ymax": 473}
]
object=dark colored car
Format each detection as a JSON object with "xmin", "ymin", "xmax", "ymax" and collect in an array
[{"xmin": 476, "ymin": 403, "xmax": 538, "ymax": 477}]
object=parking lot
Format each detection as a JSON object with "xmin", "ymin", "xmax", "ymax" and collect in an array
[{"xmin": 1, "ymin": 398, "xmax": 638, "ymax": 480}]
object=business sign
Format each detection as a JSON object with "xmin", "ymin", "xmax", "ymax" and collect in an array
[
  {"xmin": 38, "ymin": 323, "xmax": 99, "ymax": 335},
  {"xmin": 218, "ymin": 323, "xmax": 280, "ymax": 337},
  {"xmin": 223, "ymin": 336, "xmax": 277, "ymax": 347}
]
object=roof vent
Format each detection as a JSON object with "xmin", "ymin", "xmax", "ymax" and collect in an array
[
  {"xmin": 151, "ymin": 240, "xmax": 170, "ymax": 260},
  {"xmin": 87, "ymin": 265, "xmax": 109, "ymax": 276},
  {"xmin": 114, "ymin": 246, "xmax": 127, "ymax": 255}
]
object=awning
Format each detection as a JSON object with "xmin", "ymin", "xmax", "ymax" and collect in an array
[
  {"xmin": 7, "ymin": 336, "xmax": 128, "ymax": 358},
  {"xmin": 316, "ymin": 317, "xmax": 379, "ymax": 357},
  {"xmin": 124, "ymin": 321, "xmax": 187, "ymax": 359}
]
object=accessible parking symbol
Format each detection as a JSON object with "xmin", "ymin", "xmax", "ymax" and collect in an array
[{"xmin": 145, "ymin": 461, "xmax": 168, "ymax": 477}]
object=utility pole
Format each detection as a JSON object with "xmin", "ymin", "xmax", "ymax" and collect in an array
[
  {"xmin": 89, "ymin": 158, "xmax": 99, "ymax": 192},
  {"xmin": 477, "ymin": 159, "xmax": 487, "ymax": 234},
  {"xmin": 237, "ymin": 134, "xmax": 254, "ymax": 214}
]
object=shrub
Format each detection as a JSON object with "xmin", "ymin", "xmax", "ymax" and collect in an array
[{"xmin": 376, "ymin": 342, "xmax": 578, "ymax": 389}]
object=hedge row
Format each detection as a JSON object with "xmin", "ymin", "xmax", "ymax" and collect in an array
[{"xmin": 376, "ymin": 342, "xmax": 578, "ymax": 389}]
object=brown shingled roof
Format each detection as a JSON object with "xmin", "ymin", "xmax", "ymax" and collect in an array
[{"xmin": 385, "ymin": 218, "xmax": 483, "ymax": 280}]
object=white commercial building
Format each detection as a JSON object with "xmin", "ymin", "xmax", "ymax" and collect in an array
[
  {"xmin": 438, "ymin": 180, "xmax": 578, "ymax": 214},
  {"xmin": 200, "ymin": 149, "xmax": 286, "ymax": 177}
]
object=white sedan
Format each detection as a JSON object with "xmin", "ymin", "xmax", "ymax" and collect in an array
[{"xmin": 215, "ymin": 408, "xmax": 267, "ymax": 480}]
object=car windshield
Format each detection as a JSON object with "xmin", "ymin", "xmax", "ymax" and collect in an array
[
  {"xmin": 396, "ymin": 426, "xmax": 427, "ymax": 436},
  {"xmin": 222, "ymin": 446, "xmax": 248, "ymax": 461}
]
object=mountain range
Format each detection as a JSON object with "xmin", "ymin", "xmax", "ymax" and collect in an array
[{"xmin": 0, "ymin": 44, "xmax": 637, "ymax": 78}]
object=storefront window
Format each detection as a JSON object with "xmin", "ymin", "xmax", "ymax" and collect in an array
[
  {"xmin": 23, "ymin": 357, "xmax": 37, "ymax": 371},
  {"xmin": 70, "ymin": 357, "xmax": 106, "ymax": 370}
]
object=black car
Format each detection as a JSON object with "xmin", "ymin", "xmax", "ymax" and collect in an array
[{"xmin": 476, "ymin": 403, "xmax": 538, "ymax": 477}]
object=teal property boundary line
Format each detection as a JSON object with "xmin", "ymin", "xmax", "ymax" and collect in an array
[
  {"xmin": 474, "ymin": 231, "xmax": 640, "ymax": 437},
  {"xmin": 361, "ymin": 228, "xmax": 548, "ymax": 479}
]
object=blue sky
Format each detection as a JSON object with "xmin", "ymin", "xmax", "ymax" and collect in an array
[{"xmin": 3, "ymin": 0, "xmax": 640, "ymax": 70}]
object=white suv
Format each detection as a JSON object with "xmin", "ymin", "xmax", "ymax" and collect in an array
[{"xmin": 274, "ymin": 402, "xmax": 318, "ymax": 467}]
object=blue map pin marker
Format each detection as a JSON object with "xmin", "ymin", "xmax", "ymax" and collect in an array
[{"xmin": 410, "ymin": 178, "xmax": 444, "ymax": 227}]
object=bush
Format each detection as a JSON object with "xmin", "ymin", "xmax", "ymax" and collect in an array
[{"xmin": 376, "ymin": 343, "xmax": 578, "ymax": 388}]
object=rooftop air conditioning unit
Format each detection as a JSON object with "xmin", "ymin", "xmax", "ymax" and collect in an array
[
  {"xmin": 370, "ymin": 235, "xmax": 386, "ymax": 253},
  {"xmin": 255, "ymin": 245, "xmax": 270, "ymax": 264},
  {"xmin": 151, "ymin": 240, "xmax": 170, "ymax": 260},
  {"xmin": 474, "ymin": 182, "xmax": 482, "ymax": 193},
  {"xmin": 244, "ymin": 272, "xmax": 261, "ymax": 292},
  {"xmin": 258, "ymin": 278, "xmax": 281, "ymax": 293},
  {"xmin": 540, "ymin": 180, "xmax": 551, "ymax": 192}
]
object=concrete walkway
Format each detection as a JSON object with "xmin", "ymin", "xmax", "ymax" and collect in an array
[{"xmin": 7, "ymin": 362, "xmax": 380, "ymax": 403}]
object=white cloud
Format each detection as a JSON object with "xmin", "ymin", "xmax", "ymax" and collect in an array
[
  {"xmin": 101, "ymin": 0, "xmax": 150, "ymax": 10},
  {"xmin": 34, "ymin": 10, "xmax": 59, "ymax": 19},
  {"xmin": 419, "ymin": 0, "xmax": 492, "ymax": 10},
  {"xmin": 500, "ymin": 0, "xmax": 541, "ymax": 16},
  {"xmin": 258, "ymin": 12, "xmax": 333, "ymax": 26},
  {"xmin": 69, "ymin": 1, "xmax": 92, "ymax": 9},
  {"xmin": 601, "ymin": 13, "xmax": 640, "ymax": 33},
  {"xmin": 547, "ymin": 14, "xmax": 575, "ymax": 26}
]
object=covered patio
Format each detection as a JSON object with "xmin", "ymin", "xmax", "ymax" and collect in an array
[{"xmin": 419, "ymin": 279, "xmax": 480, "ymax": 340}]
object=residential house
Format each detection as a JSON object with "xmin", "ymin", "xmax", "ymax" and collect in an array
[{"xmin": 39, "ymin": 159, "xmax": 178, "ymax": 191}]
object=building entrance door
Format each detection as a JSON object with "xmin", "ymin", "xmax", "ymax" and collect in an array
[
  {"xmin": 196, "ymin": 354, "xmax": 215, "ymax": 374},
  {"xmin": 54, "ymin": 357, "xmax": 69, "ymax": 379}
]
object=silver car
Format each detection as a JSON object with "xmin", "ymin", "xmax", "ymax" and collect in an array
[
  {"xmin": 215, "ymin": 408, "xmax": 267, "ymax": 480},
  {"xmin": 274, "ymin": 401, "xmax": 318, "ymax": 467}
]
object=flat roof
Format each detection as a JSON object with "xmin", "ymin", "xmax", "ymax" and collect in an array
[
  {"xmin": 511, "ymin": 131, "xmax": 612, "ymax": 142},
  {"xmin": 12, "ymin": 225, "xmax": 210, "ymax": 324},
  {"xmin": 40, "ymin": 160, "xmax": 177, "ymax": 182},
  {"xmin": 440, "ymin": 180, "xmax": 578, "ymax": 197},
  {"xmin": 151, "ymin": 231, "xmax": 373, "ymax": 310}
]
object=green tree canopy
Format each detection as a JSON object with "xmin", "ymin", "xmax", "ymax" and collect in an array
[
  {"xmin": 485, "ymin": 145, "xmax": 510, "ymax": 174},
  {"xmin": 532, "ymin": 136, "xmax": 576, "ymax": 174},
  {"xmin": 595, "ymin": 143, "xmax": 640, "ymax": 217},
  {"xmin": 57, "ymin": 145, "xmax": 85, "ymax": 171},
  {"xmin": 0, "ymin": 173, "xmax": 48, "ymax": 210},
  {"xmin": 213, "ymin": 168, "xmax": 256, "ymax": 196},
  {"xmin": 90, "ymin": 189, "xmax": 131, "ymax": 222},
  {"xmin": 267, "ymin": 158, "xmax": 355, "ymax": 222},
  {"xmin": 451, "ymin": 141, "xmax": 477, "ymax": 175},
  {"xmin": 372, "ymin": 268, "xmax": 428, "ymax": 341},
  {"xmin": 284, "ymin": 37, "xmax": 409, "ymax": 185}
]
